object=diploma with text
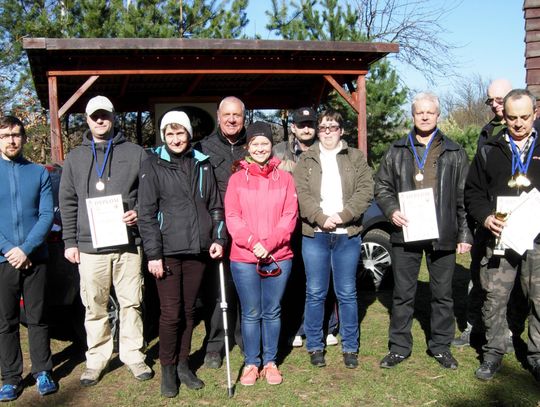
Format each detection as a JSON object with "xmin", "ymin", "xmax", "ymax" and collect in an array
[
  {"xmin": 399, "ymin": 188, "xmax": 439, "ymax": 243},
  {"xmin": 86, "ymin": 194, "xmax": 128, "ymax": 248}
]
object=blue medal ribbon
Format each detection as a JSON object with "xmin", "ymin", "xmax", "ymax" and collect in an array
[
  {"xmin": 509, "ymin": 136, "xmax": 535, "ymax": 177},
  {"xmin": 408, "ymin": 129, "xmax": 438, "ymax": 174},
  {"xmin": 91, "ymin": 138, "xmax": 113, "ymax": 183}
]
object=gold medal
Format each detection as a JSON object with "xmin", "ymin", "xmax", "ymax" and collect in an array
[
  {"xmin": 96, "ymin": 180, "xmax": 105, "ymax": 191},
  {"xmin": 415, "ymin": 172, "xmax": 424, "ymax": 182},
  {"xmin": 516, "ymin": 173, "xmax": 531, "ymax": 187},
  {"xmin": 508, "ymin": 177, "xmax": 517, "ymax": 188}
]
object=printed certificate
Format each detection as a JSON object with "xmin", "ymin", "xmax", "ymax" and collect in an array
[
  {"xmin": 399, "ymin": 188, "xmax": 439, "ymax": 242},
  {"xmin": 86, "ymin": 194, "xmax": 128, "ymax": 248}
]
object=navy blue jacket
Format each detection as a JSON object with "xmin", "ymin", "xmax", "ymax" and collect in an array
[{"xmin": 0, "ymin": 157, "xmax": 53, "ymax": 262}]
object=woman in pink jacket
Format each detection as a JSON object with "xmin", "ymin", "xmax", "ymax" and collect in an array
[{"xmin": 225, "ymin": 121, "xmax": 297, "ymax": 386}]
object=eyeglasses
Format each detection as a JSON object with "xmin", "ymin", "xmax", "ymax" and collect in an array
[
  {"xmin": 317, "ymin": 125, "xmax": 340, "ymax": 133},
  {"xmin": 256, "ymin": 255, "xmax": 282, "ymax": 278},
  {"xmin": 485, "ymin": 97, "xmax": 504, "ymax": 106},
  {"xmin": 0, "ymin": 133, "xmax": 23, "ymax": 140}
]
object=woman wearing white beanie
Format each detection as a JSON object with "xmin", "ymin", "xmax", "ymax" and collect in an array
[{"xmin": 138, "ymin": 111, "xmax": 225, "ymax": 397}]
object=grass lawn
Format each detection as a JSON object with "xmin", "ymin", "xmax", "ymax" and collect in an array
[{"xmin": 15, "ymin": 253, "xmax": 540, "ymax": 406}]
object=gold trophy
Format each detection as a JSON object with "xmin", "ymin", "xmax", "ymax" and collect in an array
[{"xmin": 493, "ymin": 211, "xmax": 508, "ymax": 256}]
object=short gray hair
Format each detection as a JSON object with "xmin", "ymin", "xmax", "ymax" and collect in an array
[
  {"xmin": 411, "ymin": 92, "xmax": 440, "ymax": 115},
  {"xmin": 503, "ymin": 88, "xmax": 537, "ymax": 111}
]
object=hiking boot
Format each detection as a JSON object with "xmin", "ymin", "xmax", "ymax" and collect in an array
[
  {"xmin": 380, "ymin": 352, "xmax": 408, "ymax": 368},
  {"xmin": 292, "ymin": 335, "xmax": 303, "ymax": 347},
  {"xmin": 432, "ymin": 351, "xmax": 458, "ymax": 369},
  {"xmin": 475, "ymin": 360, "xmax": 501, "ymax": 381},
  {"xmin": 80, "ymin": 368, "xmax": 103, "ymax": 387},
  {"xmin": 532, "ymin": 361, "xmax": 540, "ymax": 382},
  {"xmin": 128, "ymin": 362, "xmax": 154, "ymax": 381},
  {"xmin": 309, "ymin": 350, "xmax": 326, "ymax": 367},
  {"xmin": 177, "ymin": 361, "xmax": 204, "ymax": 390},
  {"xmin": 326, "ymin": 334, "xmax": 338, "ymax": 346},
  {"xmin": 240, "ymin": 365, "xmax": 259, "ymax": 386},
  {"xmin": 0, "ymin": 384, "xmax": 21, "ymax": 402},
  {"xmin": 160, "ymin": 364, "xmax": 178, "ymax": 398},
  {"xmin": 204, "ymin": 351, "xmax": 222, "ymax": 369},
  {"xmin": 452, "ymin": 326, "xmax": 471, "ymax": 348},
  {"xmin": 343, "ymin": 352, "xmax": 359, "ymax": 369},
  {"xmin": 35, "ymin": 371, "xmax": 58, "ymax": 396},
  {"xmin": 261, "ymin": 362, "xmax": 282, "ymax": 385}
]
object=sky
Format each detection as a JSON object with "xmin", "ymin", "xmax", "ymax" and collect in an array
[{"xmin": 244, "ymin": 0, "xmax": 526, "ymax": 96}]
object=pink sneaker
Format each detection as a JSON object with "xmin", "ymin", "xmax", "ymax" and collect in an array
[
  {"xmin": 240, "ymin": 365, "xmax": 259, "ymax": 386},
  {"xmin": 261, "ymin": 362, "xmax": 282, "ymax": 385}
]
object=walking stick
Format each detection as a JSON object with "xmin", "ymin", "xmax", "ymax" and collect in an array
[{"xmin": 219, "ymin": 261, "xmax": 234, "ymax": 397}]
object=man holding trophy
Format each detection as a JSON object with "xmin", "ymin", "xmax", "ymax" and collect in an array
[{"xmin": 465, "ymin": 88, "xmax": 540, "ymax": 382}]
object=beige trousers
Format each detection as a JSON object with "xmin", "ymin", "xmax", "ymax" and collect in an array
[{"xmin": 79, "ymin": 248, "xmax": 145, "ymax": 370}]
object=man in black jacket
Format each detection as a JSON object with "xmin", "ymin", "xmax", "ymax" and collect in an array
[
  {"xmin": 194, "ymin": 96, "xmax": 246, "ymax": 368},
  {"xmin": 465, "ymin": 89, "xmax": 540, "ymax": 382},
  {"xmin": 453, "ymin": 78, "xmax": 527, "ymax": 350},
  {"xmin": 375, "ymin": 92, "xmax": 472, "ymax": 370}
]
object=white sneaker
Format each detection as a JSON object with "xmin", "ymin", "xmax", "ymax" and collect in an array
[
  {"xmin": 326, "ymin": 334, "xmax": 338, "ymax": 346},
  {"xmin": 292, "ymin": 335, "xmax": 303, "ymax": 347}
]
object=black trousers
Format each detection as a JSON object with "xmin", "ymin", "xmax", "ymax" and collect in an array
[
  {"xmin": 388, "ymin": 244, "xmax": 456, "ymax": 356},
  {"xmin": 200, "ymin": 259, "xmax": 243, "ymax": 355},
  {"xmin": 157, "ymin": 255, "xmax": 205, "ymax": 364},
  {"xmin": 0, "ymin": 261, "xmax": 52, "ymax": 385}
]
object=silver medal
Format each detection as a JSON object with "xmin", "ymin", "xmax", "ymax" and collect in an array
[
  {"xmin": 96, "ymin": 180, "xmax": 105, "ymax": 191},
  {"xmin": 415, "ymin": 172, "xmax": 424, "ymax": 182}
]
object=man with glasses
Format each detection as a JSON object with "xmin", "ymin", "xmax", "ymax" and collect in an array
[
  {"xmin": 0, "ymin": 116, "xmax": 57, "ymax": 401},
  {"xmin": 375, "ymin": 92, "xmax": 472, "ymax": 370},
  {"xmin": 274, "ymin": 107, "xmax": 318, "ymax": 172},
  {"xmin": 59, "ymin": 96, "xmax": 152, "ymax": 386},
  {"xmin": 477, "ymin": 78, "xmax": 513, "ymax": 150}
]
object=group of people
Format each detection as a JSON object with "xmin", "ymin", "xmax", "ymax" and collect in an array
[{"xmin": 2, "ymin": 80, "xmax": 540, "ymax": 401}]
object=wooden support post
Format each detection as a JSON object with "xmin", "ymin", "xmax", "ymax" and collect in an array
[
  {"xmin": 357, "ymin": 74, "xmax": 367, "ymax": 156},
  {"xmin": 48, "ymin": 76, "xmax": 64, "ymax": 163}
]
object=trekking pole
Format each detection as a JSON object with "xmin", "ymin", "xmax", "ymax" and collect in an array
[{"xmin": 219, "ymin": 261, "xmax": 234, "ymax": 397}]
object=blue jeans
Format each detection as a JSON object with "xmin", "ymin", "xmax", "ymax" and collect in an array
[
  {"xmin": 302, "ymin": 233, "xmax": 361, "ymax": 353},
  {"xmin": 231, "ymin": 260, "xmax": 292, "ymax": 366}
]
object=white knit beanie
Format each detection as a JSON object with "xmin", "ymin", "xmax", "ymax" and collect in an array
[{"xmin": 159, "ymin": 111, "xmax": 193, "ymax": 141}]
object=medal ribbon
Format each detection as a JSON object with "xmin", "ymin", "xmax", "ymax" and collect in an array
[
  {"xmin": 408, "ymin": 129, "xmax": 438, "ymax": 173},
  {"xmin": 91, "ymin": 139, "xmax": 113, "ymax": 181},
  {"xmin": 509, "ymin": 136, "xmax": 536, "ymax": 176}
]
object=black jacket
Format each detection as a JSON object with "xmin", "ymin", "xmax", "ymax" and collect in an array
[
  {"xmin": 137, "ymin": 146, "xmax": 226, "ymax": 261},
  {"xmin": 477, "ymin": 116, "xmax": 505, "ymax": 152},
  {"xmin": 194, "ymin": 128, "xmax": 247, "ymax": 197},
  {"xmin": 465, "ymin": 131, "xmax": 540, "ymax": 231},
  {"xmin": 375, "ymin": 130, "xmax": 472, "ymax": 249}
]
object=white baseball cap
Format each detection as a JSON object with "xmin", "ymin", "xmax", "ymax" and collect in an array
[
  {"xmin": 160, "ymin": 111, "xmax": 193, "ymax": 141},
  {"xmin": 85, "ymin": 96, "xmax": 114, "ymax": 116}
]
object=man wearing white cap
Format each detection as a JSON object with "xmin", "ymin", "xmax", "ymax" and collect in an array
[{"xmin": 59, "ymin": 95, "xmax": 152, "ymax": 386}]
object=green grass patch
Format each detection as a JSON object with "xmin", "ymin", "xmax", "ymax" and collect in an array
[{"xmin": 16, "ymin": 254, "xmax": 540, "ymax": 406}]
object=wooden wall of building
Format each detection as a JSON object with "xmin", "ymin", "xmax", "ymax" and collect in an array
[{"xmin": 525, "ymin": 0, "xmax": 540, "ymax": 102}]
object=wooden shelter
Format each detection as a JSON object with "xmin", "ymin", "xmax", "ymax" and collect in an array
[{"xmin": 23, "ymin": 38, "xmax": 398, "ymax": 163}]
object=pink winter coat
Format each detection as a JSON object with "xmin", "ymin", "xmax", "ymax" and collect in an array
[{"xmin": 225, "ymin": 156, "xmax": 298, "ymax": 263}]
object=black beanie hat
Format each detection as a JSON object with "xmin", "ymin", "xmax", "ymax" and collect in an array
[{"xmin": 246, "ymin": 121, "xmax": 273, "ymax": 145}]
